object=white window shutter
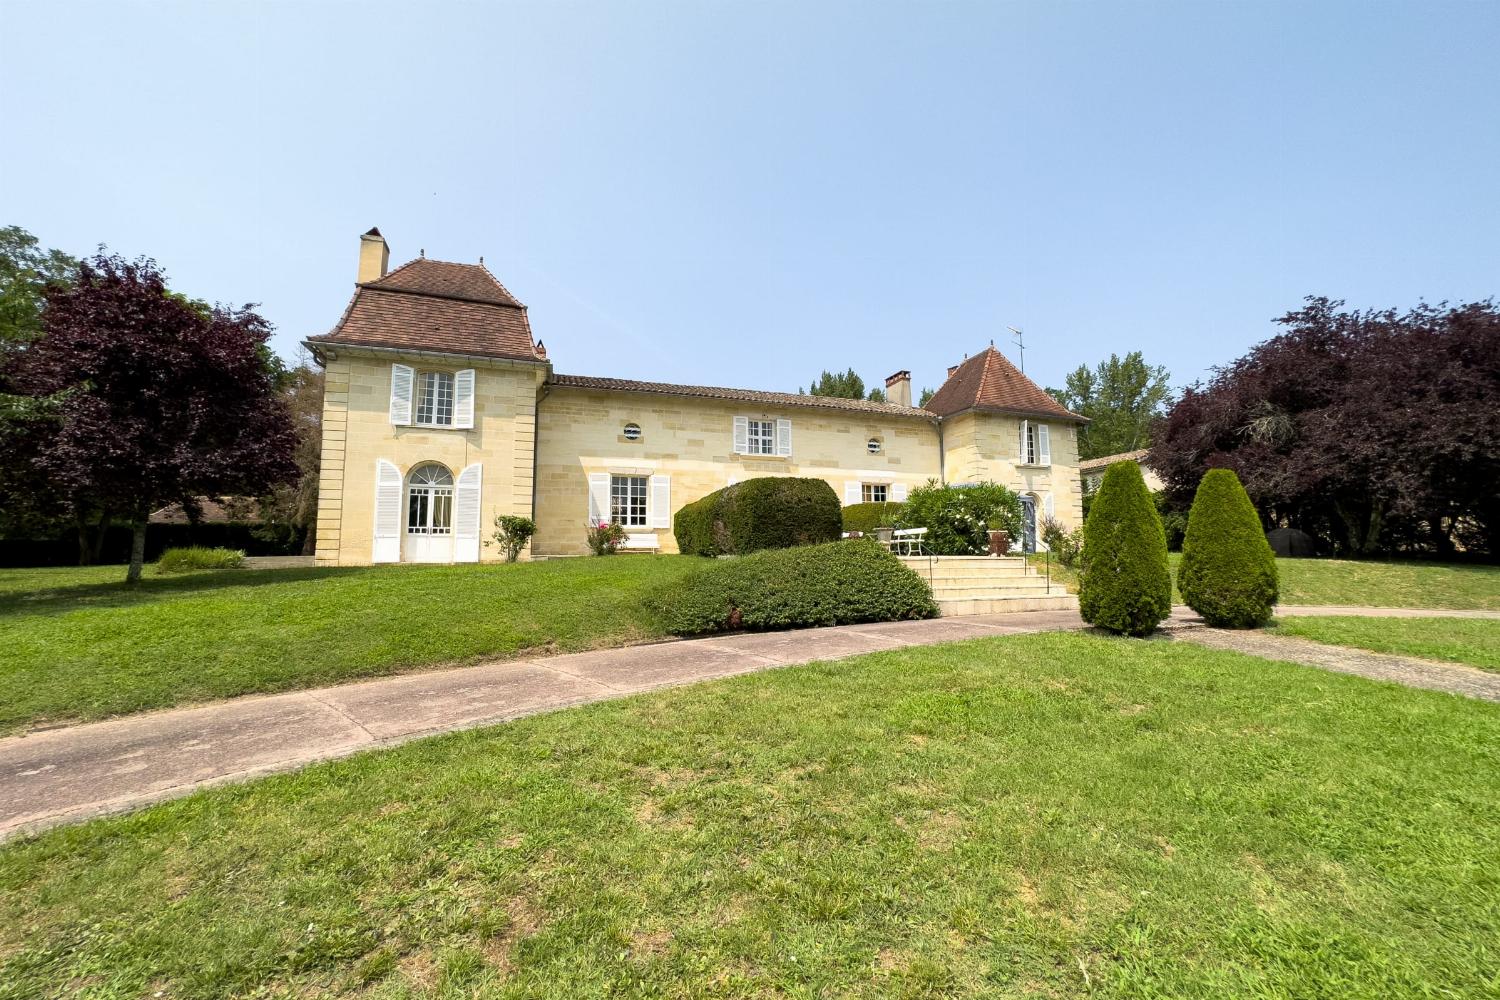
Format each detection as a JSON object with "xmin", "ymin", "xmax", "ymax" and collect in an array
[
  {"xmin": 389, "ymin": 364, "xmax": 414, "ymax": 425},
  {"xmin": 732, "ymin": 416, "xmax": 749, "ymax": 455},
  {"xmin": 1037, "ymin": 424, "xmax": 1051, "ymax": 466},
  {"xmin": 587, "ymin": 473, "xmax": 611, "ymax": 523},
  {"xmin": 892, "ymin": 482, "xmax": 909, "ymax": 502},
  {"xmin": 1044, "ymin": 492, "xmax": 1055, "ymax": 518},
  {"xmin": 844, "ymin": 481, "xmax": 862, "ymax": 506},
  {"xmin": 454, "ymin": 463, "xmax": 482, "ymax": 562},
  {"xmin": 453, "ymin": 369, "xmax": 476, "ymax": 429},
  {"xmin": 649, "ymin": 475, "xmax": 671, "ymax": 528},
  {"xmin": 372, "ymin": 459, "xmax": 403, "ymax": 563},
  {"xmin": 776, "ymin": 418, "xmax": 792, "ymax": 457},
  {"xmin": 1018, "ymin": 419, "xmax": 1029, "ymax": 463}
]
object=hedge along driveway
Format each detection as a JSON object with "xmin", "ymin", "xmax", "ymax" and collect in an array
[{"xmin": 0, "ymin": 559, "xmax": 697, "ymax": 735}]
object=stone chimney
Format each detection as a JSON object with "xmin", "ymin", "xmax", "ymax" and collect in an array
[
  {"xmin": 884, "ymin": 370, "xmax": 912, "ymax": 407},
  {"xmin": 358, "ymin": 227, "xmax": 389, "ymax": 284},
  {"xmin": 947, "ymin": 364, "xmax": 961, "ymax": 378}
]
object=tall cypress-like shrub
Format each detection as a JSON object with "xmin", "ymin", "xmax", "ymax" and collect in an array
[
  {"xmin": 1178, "ymin": 468, "xmax": 1279, "ymax": 627},
  {"xmin": 1079, "ymin": 461, "xmax": 1172, "ymax": 636}
]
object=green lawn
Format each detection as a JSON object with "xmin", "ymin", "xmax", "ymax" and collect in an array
[
  {"xmin": 1029, "ymin": 553, "xmax": 1500, "ymax": 610},
  {"xmin": 1274, "ymin": 615, "xmax": 1500, "ymax": 671},
  {"xmin": 3, "ymin": 633, "xmax": 1496, "ymax": 998},
  {"xmin": 0, "ymin": 558, "xmax": 696, "ymax": 735}
]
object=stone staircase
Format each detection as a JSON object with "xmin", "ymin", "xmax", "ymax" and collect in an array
[{"xmin": 898, "ymin": 555, "xmax": 1078, "ymax": 616}]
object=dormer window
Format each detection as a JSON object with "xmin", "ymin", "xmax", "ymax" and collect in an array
[{"xmin": 415, "ymin": 371, "xmax": 455, "ymax": 426}]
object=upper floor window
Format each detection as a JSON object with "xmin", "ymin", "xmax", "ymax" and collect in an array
[
  {"xmin": 1019, "ymin": 420, "xmax": 1051, "ymax": 466},
  {"xmin": 416, "ymin": 371, "xmax": 455, "ymax": 426},
  {"xmin": 862, "ymin": 483, "xmax": 889, "ymax": 503},
  {"xmin": 746, "ymin": 418, "xmax": 775, "ymax": 455}
]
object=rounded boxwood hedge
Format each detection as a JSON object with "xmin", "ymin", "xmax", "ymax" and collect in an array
[
  {"xmin": 673, "ymin": 477, "xmax": 842, "ymax": 556},
  {"xmin": 649, "ymin": 538, "xmax": 939, "ymax": 635},
  {"xmin": 1178, "ymin": 468, "xmax": 1279, "ymax": 627},
  {"xmin": 841, "ymin": 501, "xmax": 905, "ymax": 535},
  {"xmin": 1078, "ymin": 461, "xmax": 1172, "ymax": 636}
]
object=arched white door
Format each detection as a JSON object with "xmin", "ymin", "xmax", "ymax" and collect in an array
[{"xmin": 405, "ymin": 463, "xmax": 454, "ymax": 563}]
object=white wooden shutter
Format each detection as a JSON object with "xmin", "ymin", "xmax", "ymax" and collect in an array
[
  {"xmin": 726, "ymin": 476, "xmax": 738, "ymax": 487},
  {"xmin": 1037, "ymin": 424, "xmax": 1051, "ymax": 466},
  {"xmin": 892, "ymin": 482, "xmax": 910, "ymax": 502},
  {"xmin": 844, "ymin": 481, "xmax": 862, "ymax": 506},
  {"xmin": 1018, "ymin": 419, "xmax": 1029, "ymax": 464},
  {"xmin": 454, "ymin": 463, "xmax": 482, "ymax": 562},
  {"xmin": 453, "ymin": 369, "xmax": 476, "ymax": 429},
  {"xmin": 587, "ymin": 473, "xmax": 611, "ymax": 523},
  {"xmin": 732, "ymin": 416, "xmax": 748, "ymax": 455},
  {"xmin": 1043, "ymin": 492, "xmax": 1055, "ymax": 518},
  {"xmin": 389, "ymin": 364, "xmax": 414, "ymax": 425},
  {"xmin": 649, "ymin": 475, "xmax": 671, "ymax": 528},
  {"xmin": 372, "ymin": 459, "xmax": 403, "ymax": 563},
  {"xmin": 776, "ymin": 418, "xmax": 792, "ymax": 457}
]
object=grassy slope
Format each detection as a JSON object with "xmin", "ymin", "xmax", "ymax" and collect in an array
[
  {"xmin": 1030, "ymin": 554, "xmax": 1500, "ymax": 610},
  {"xmin": 3, "ymin": 633, "xmax": 1496, "ymax": 998},
  {"xmin": 1274, "ymin": 616, "xmax": 1500, "ymax": 671},
  {"xmin": 0, "ymin": 559, "xmax": 696, "ymax": 735}
]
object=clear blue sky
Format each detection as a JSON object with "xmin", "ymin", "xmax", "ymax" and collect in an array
[{"xmin": 3, "ymin": 1, "xmax": 1496, "ymax": 398}]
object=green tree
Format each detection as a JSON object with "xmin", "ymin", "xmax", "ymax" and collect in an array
[
  {"xmin": 1078, "ymin": 461, "xmax": 1172, "ymax": 636},
  {"xmin": 1178, "ymin": 469, "xmax": 1278, "ymax": 627},
  {"xmin": 918, "ymin": 386, "xmax": 935, "ymax": 408},
  {"xmin": 0, "ymin": 225, "xmax": 77, "ymax": 349},
  {"xmin": 800, "ymin": 367, "xmax": 887, "ymax": 402},
  {"xmin": 1047, "ymin": 352, "xmax": 1172, "ymax": 460}
]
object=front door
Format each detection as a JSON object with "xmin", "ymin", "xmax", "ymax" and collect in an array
[
  {"xmin": 1020, "ymin": 496, "xmax": 1037, "ymax": 554},
  {"xmin": 405, "ymin": 463, "xmax": 454, "ymax": 563}
]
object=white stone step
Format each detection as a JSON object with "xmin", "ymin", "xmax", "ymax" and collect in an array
[
  {"xmin": 938, "ymin": 594, "xmax": 1079, "ymax": 616},
  {"xmin": 926, "ymin": 582, "xmax": 1070, "ymax": 600}
]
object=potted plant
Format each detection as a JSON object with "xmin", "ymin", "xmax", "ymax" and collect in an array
[{"xmin": 986, "ymin": 518, "xmax": 1009, "ymax": 556}]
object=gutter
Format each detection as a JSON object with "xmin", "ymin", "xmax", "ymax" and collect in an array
[{"xmin": 300, "ymin": 340, "xmax": 550, "ymax": 370}]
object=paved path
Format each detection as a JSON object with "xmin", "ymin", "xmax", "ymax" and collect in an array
[
  {"xmin": 1172, "ymin": 627, "xmax": 1500, "ymax": 703},
  {"xmin": 0, "ymin": 610, "xmax": 1085, "ymax": 841}
]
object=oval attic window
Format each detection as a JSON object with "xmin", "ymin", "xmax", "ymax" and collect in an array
[
  {"xmin": 623, "ymin": 423, "xmax": 642, "ymax": 441},
  {"xmin": 867, "ymin": 437, "xmax": 882, "ymax": 454}
]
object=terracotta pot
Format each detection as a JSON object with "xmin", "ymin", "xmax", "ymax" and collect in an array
[{"xmin": 987, "ymin": 529, "xmax": 1009, "ymax": 556}]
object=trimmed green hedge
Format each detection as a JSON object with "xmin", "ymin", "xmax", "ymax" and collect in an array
[
  {"xmin": 673, "ymin": 477, "xmax": 842, "ymax": 556},
  {"xmin": 842, "ymin": 501, "xmax": 906, "ymax": 534},
  {"xmin": 1178, "ymin": 468, "xmax": 1279, "ymax": 627},
  {"xmin": 899, "ymin": 480, "xmax": 1023, "ymax": 555},
  {"xmin": 649, "ymin": 539, "xmax": 939, "ymax": 635},
  {"xmin": 1078, "ymin": 461, "xmax": 1172, "ymax": 636},
  {"xmin": 156, "ymin": 546, "xmax": 245, "ymax": 574}
]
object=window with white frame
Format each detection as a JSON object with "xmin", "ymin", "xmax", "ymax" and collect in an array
[
  {"xmin": 1022, "ymin": 422, "xmax": 1038, "ymax": 464},
  {"xmin": 862, "ymin": 483, "xmax": 889, "ymax": 503},
  {"xmin": 415, "ymin": 371, "xmax": 455, "ymax": 426},
  {"xmin": 610, "ymin": 475, "xmax": 648, "ymax": 527},
  {"xmin": 746, "ymin": 418, "xmax": 775, "ymax": 455}
]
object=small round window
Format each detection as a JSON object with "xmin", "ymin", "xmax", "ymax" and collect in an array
[
  {"xmin": 867, "ymin": 437, "xmax": 882, "ymax": 454},
  {"xmin": 623, "ymin": 423, "xmax": 642, "ymax": 441}
]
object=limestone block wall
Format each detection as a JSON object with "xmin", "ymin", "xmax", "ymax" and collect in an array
[
  {"xmin": 940, "ymin": 412, "xmax": 1086, "ymax": 532},
  {"xmin": 533, "ymin": 389, "xmax": 942, "ymax": 555},
  {"xmin": 313, "ymin": 350, "xmax": 546, "ymax": 565}
]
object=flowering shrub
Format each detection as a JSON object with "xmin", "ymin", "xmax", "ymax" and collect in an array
[
  {"xmin": 585, "ymin": 520, "xmax": 627, "ymax": 555},
  {"xmin": 899, "ymin": 480, "xmax": 1023, "ymax": 555},
  {"xmin": 1040, "ymin": 515, "xmax": 1084, "ymax": 568}
]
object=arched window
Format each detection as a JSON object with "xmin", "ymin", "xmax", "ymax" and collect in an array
[
  {"xmin": 407, "ymin": 463, "xmax": 454, "ymax": 536},
  {"xmin": 415, "ymin": 371, "xmax": 455, "ymax": 426}
]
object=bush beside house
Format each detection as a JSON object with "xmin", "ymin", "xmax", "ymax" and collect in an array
[
  {"xmin": 1178, "ymin": 469, "xmax": 1279, "ymax": 627},
  {"xmin": 673, "ymin": 478, "xmax": 842, "ymax": 557},
  {"xmin": 841, "ymin": 501, "xmax": 906, "ymax": 535},
  {"xmin": 899, "ymin": 480, "xmax": 1022, "ymax": 555},
  {"xmin": 650, "ymin": 539, "xmax": 938, "ymax": 635},
  {"xmin": 1079, "ymin": 461, "xmax": 1172, "ymax": 636}
]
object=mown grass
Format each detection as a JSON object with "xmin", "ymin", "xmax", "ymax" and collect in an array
[
  {"xmin": 1274, "ymin": 615, "xmax": 1500, "ymax": 671},
  {"xmin": 1029, "ymin": 553, "xmax": 1500, "ymax": 610},
  {"xmin": 2, "ymin": 633, "xmax": 1496, "ymax": 998},
  {"xmin": 0, "ymin": 558, "xmax": 696, "ymax": 735}
]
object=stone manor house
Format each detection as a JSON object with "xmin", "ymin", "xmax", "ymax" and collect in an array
[{"xmin": 306, "ymin": 229, "xmax": 1086, "ymax": 564}]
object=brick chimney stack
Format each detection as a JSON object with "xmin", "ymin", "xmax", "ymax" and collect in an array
[
  {"xmin": 884, "ymin": 370, "xmax": 912, "ymax": 407},
  {"xmin": 357, "ymin": 227, "xmax": 389, "ymax": 284}
]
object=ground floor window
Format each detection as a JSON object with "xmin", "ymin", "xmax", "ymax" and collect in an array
[
  {"xmin": 407, "ymin": 463, "xmax": 454, "ymax": 534},
  {"xmin": 746, "ymin": 418, "xmax": 775, "ymax": 455},
  {"xmin": 611, "ymin": 475, "xmax": 648, "ymax": 527},
  {"xmin": 862, "ymin": 483, "xmax": 889, "ymax": 503}
]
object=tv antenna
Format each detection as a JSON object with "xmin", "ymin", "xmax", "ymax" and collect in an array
[{"xmin": 1007, "ymin": 326, "xmax": 1026, "ymax": 374}]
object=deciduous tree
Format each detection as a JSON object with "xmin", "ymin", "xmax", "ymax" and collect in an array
[{"xmin": 1047, "ymin": 352, "xmax": 1172, "ymax": 460}]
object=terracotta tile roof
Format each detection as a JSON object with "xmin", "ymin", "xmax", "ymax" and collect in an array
[
  {"xmin": 549, "ymin": 374, "xmax": 936, "ymax": 419},
  {"xmin": 308, "ymin": 258, "xmax": 543, "ymax": 363},
  {"xmin": 923, "ymin": 347, "xmax": 1085, "ymax": 422},
  {"xmin": 1079, "ymin": 448, "xmax": 1150, "ymax": 474}
]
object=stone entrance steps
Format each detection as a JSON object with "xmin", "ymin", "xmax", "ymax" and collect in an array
[{"xmin": 898, "ymin": 555, "xmax": 1076, "ymax": 616}]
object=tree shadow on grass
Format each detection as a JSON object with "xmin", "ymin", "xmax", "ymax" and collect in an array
[{"xmin": 0, "ymin": 567, "xmax": 363, "ymax": 620}]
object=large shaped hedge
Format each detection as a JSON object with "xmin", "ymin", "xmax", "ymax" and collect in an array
[
  {"xmin": 841, "ymin": 501, "xmax": 905, "ymax": 535},
  {"xmin": 672, "ymin": 477, "xmax": 842, "ymax": 556},
  {"xmin": 1178, "ymin": 468, "xmax": 1279, "ymax": 627},
  {"xmin": 650, "ymin": 539, "xmax": 939, "ymax": 635},
  {"xmin": 1079, "ymin": 461, "xmax": 1172, "ymax": 636},
  {"xmin": 899, "ymin": 480, "xmax": 1022, "ymax": 555}
]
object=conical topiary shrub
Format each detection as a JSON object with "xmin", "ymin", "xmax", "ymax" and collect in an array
[
  {"xmin": 1178, "ymin": 468, "xmax": 1279, "ymax": 627},
  {"xmin": 1079, "ymin": 460, "xmax": 1172, "ymax": 636}
]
